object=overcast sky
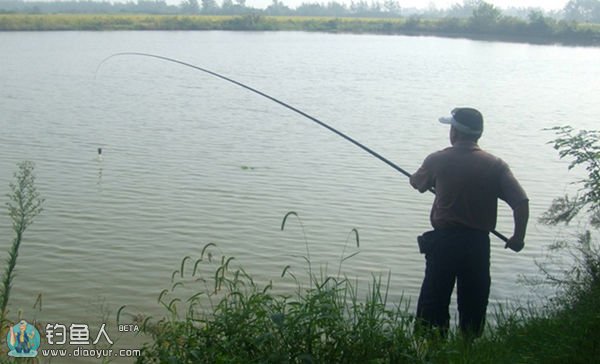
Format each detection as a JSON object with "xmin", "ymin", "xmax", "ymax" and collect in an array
[{"xmin": 236, "ymin": 0, "xmax": 570, "ymax": 10}]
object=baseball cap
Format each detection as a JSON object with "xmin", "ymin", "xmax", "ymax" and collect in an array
[{"xmin": 439, "ymin": 107, "xmax": 483, "ymax": 135}]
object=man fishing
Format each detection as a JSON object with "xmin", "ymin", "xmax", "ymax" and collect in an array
[
  {"xmin": 409, "ymin": 107, "xmax": 529, "ymax": 338},
  {"xmin": 98, "ymin": 59, "xmax": 525, "ymax": 338}
]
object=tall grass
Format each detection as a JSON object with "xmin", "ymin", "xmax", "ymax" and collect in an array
[
  {"xmin": 0, "ymin": 162, "xmax": 43, "ymax": 349},
  {"xmin": 131, "ymin": 199, "xmax": 600, "ymax": 363},
  {"xmin": 134, "ymin": 258, "xmax": 419, "ymax": 363},
  {"xmin": 130, "ymin": 213, "xmax": 428, "ymax": 363},
  {"xmin": 132, "ymin": 242, "xmax": 600, "ymax": 363}
]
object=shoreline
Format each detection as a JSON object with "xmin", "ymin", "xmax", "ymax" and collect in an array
[{"xmin": 1, "ymin": 14, "xmax": 599, "ymax": 47}]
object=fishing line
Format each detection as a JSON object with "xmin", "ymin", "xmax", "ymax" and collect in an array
[{"xmin": 95, "ymin": 52, "xmax": 509, "ymax": 244}]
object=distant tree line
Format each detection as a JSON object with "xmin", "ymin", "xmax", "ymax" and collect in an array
[
  {"xmin": 0, "ymin": 0, "xmax": 180, "ymax": 14},
  {"xmin": 1, "ymin": 0, "xmax": 599, "ymax": 23}
]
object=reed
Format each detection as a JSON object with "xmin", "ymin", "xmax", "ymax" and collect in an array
[{"xmin": 0, "ymin": 162, "xmax": 43, "ymax": 343}]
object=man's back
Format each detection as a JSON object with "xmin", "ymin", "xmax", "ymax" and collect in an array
[{"xmin": 411, "ymin": 140, "xmax": 526, "ymax": 232}]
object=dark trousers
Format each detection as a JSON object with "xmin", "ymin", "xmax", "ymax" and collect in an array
[{"xmin": 416, "ymin": 228, "xmax": 490, "ymax": 338}]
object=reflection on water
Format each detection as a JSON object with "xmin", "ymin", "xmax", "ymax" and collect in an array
[{"xmin": 97, "ymin": 148, "xmax": 103, "ymax": 186}]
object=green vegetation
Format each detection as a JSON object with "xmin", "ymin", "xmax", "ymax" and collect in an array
[
  {"xmin": 0, "ymin": 13, "xmax": 599, "ymax": 46},
  {"xmin": 130, "ymin": 127, "xmax": 600, "ymax": 363},
  {"xmin": 2, "ymin": 0, "xmax": 600, "ymax": 24},
  {"xmin": 2, "ymin": 1, "xmax": 600, "ymax": 46},
  {"xmin": 131, "ymin": 246, "xmax": 600, "ymax": 362},
  {"xmin": 130, "ymin": 221, "xmax": 428, "ymax": 363},
  {"xmin": 0, "ymin": 162, "xmax": 44, "ymax": 350},
  {"xmin": 540, "ymin": 127, "xmax": 600, "ymax": 227}
]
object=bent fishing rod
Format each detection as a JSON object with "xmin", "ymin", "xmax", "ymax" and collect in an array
[{"xmin": 96, "ymin": 52, "xmax": 509, "ymax": 244}]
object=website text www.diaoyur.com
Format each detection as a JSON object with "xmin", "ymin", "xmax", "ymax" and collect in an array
[{"xmin": 41, "ymin": 347, "xmax": 141, "ymax": 359}]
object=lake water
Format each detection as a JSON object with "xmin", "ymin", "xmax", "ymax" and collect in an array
[{"xmin": 1, "ymin": 30, "xmax": 599, "ymax": 357}]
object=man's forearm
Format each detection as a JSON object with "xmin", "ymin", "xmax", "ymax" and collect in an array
[{"xmin": 513, "ymin": 200, "xmax": 529, "ymax": 242}]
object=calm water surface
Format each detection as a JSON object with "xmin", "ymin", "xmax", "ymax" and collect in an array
[{"xmin": 1, "ymin": 31, "xmax": 599, "ymax": 350}]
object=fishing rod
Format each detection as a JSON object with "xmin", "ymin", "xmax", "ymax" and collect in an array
[{"xmin": 96, "ymin": 52, "xmax": 509, "ymax": 244}]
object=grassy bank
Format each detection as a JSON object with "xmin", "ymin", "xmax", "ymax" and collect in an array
[
  {"xmin": 1, "ymin": 14, "xmax": 599, "ymax": 46},
  {"xmin": 131, "ymin": 240, "xmax": 600, "ymax": 363}
]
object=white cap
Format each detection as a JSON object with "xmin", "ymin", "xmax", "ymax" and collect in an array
[{"xmin": 439, "ymin": 108, "xmax": 483, "ymax": 135}]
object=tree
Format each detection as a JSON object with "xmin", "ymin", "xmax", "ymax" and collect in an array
[
  {"xmin": 472, "ymin": 1, "xmax": 501, "ymax": 22},
  {"xmin": 447, "ymin": 0, "xmax": 482, "ymax": 18},
  {"xmin": 201, "ymin": 0, "xmax": 218, "ymax": 14},
  {"xmin": 265, "ymin": 0, "xmax": 291, "ymax": 16},
  {"xmin": 536, "ymin": 127, "xmax": 600, "ymax": 305},
  {"xmin": 540, "ymin": 127, "xmax": 600, "ymax": 227},
  {"xmin": 527, "ymin": 9, "xmax": 555, "ymax": 35},
  {"xmin": 180, "ymin": 0, "xmax": 200, "ymax": 14},
  {"xmin": 371, "ymin": 0, "xmax": 381, "ymax": 14},
  {"xmin": 564, "ymin": 0, "xmax": 600, "ymax": 23},
  {"xmin": 350, "ymin": 0, "xmax": 369, "ymax": 15},
  {"xmin": 383, "ymin": 0, "xmax": 400, "ymax": 15},
  {"xmin": 222, "ymin": 0, "xmax": 234, "ymax": 10},
  {"xmin": 327, "ymin": 2, "xmax": 349, "ymax": 16},
  {"xmin": 469, "ymin": 1, "xmax": 502, "ymax": 32},
  {"xmin": 295, "ymin": 2, "xmax": 325, "ymax": 16}
]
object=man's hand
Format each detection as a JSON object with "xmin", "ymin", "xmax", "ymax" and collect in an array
[
  {"xmin": 506, "ymin": 201, "xmax": 528, "ymax": 253},
  {"xmin": 505, "ymin": 236, "xmax": 525, "ymax": 252}
]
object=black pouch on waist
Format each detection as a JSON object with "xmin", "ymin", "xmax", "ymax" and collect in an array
[{"xmin": 417, "ymin": 230, "xmax": 438, "ymax": 254}]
